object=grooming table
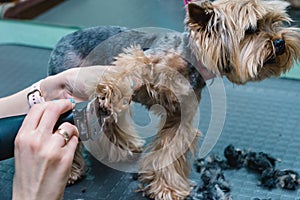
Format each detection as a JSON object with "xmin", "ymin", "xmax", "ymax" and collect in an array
[{"xmin": 0, "ymin": 0, "xmax": 300, "ymax": 198}]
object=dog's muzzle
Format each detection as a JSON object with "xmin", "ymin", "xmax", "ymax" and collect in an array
[{"xmin": 273, "ymin": 39, "xmax": 285, "ymax": 55}]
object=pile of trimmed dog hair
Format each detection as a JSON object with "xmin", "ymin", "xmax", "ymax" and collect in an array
[{"xmin": 187, "ymin": 144, "xmax": 300, "ymax": 200}]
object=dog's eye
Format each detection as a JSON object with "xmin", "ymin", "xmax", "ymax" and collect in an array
[{"xmin": 245, "ymin": 26, "xmax": 257, "ymax": 35}]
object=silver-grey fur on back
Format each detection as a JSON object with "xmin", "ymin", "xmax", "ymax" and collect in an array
[{"xmin": 48, "ymin": 26, "xmax": 197, "ymax": 76}]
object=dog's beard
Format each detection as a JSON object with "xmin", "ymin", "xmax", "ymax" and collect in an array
[
  {"xmin": 188, "ymin": 25, "xmax": 300, "ymax": 84},
  {"xmin": 186, "ymin": 0, "xmax": 300, "ymax": 85},
  {"xmin": 233, "ymin": 29, "xmax": 300, "ymax": 83}
]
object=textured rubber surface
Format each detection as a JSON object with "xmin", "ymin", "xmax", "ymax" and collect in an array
[
  {"xmin": 0, "ymin": 45, "xmax": 300, "ymax": 200},
  {"xmin": 0, "ymin": 45, "xmax": 49, "ymax": 97}
]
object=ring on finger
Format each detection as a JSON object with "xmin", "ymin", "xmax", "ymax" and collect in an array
[{"xmin": 54, "ymin": 128, "xmax": 70, "ymax": 145}]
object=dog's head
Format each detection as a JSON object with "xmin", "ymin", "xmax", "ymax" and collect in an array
[{"xmin": 185, "ymin": 0, "xmax": 300, "ymax": 84}]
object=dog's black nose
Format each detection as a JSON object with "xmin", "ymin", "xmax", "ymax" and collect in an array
[{"xmin": 273, "ymin": 39, "xmax": 285, "ymax": 55}]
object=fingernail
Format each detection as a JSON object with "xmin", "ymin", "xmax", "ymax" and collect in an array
[{"xmin": 68, "ymin": 98, "xmax": 75, "ymax": 103}]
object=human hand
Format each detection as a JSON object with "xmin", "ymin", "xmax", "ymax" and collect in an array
[
  {"xmin": 41, "ymin": 66, "xmax": 111, "ymax": 102},
  {"xmin": 12, "ymin": 99, "xmax": 79, "ymax": 200}
]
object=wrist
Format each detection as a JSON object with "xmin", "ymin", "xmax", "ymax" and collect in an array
[
  {"xmin": 40, "ymin": 76, "xmax": 53, "ymax": 101},
  {"xmin": 27, "ymin": 79, "xmax": 45, "ymax": 107}
]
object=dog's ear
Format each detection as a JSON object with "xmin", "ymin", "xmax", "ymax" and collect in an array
[{"xmin": 187, "ymin": 2, "xmax": 213, "ymax": 27}]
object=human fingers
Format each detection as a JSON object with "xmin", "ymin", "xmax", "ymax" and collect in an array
[
  {"xmin": 52, "ymin": 122, "xmax": 79, "ymax": 148},
  {"xmin": 19, "ymin": 99, "xmax": 73, "ymax": 133},
  {"xmin": 18, "ymin": 102, "xmax": 47, "ymax": 132},
  {"xmin": 52, "ymin": 124, "xmax": 79, "ymax": 171},
  {"xmin": 37, "ymin": 100, "xmax": 74, "ymax": 133},
  {"xmin": 62, "ymin": 135, "xmax": 79, "ymax": 162}
]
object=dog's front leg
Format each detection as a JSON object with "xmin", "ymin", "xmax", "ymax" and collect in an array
[
  {"xmin": 87, "ymin": 108, "xmax": 145, "ymax": 162},
  {"xmin": 139, "ymin": 113, "xmax": 199, "ymax": 200}
]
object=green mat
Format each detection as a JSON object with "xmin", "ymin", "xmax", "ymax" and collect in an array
[
  {"xmin": 0, "ymin": 19, "xmax": 80, "ymax": 49},
  {"xmin": 0, "ymin": 19, "xmax": 299, "ymax": 79}
]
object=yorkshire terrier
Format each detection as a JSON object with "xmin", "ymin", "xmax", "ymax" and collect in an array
[{"xmin": 48, "ymin": 0, "xmax": 300, "ymax": 199}]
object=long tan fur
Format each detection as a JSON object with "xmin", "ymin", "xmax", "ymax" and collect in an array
[{"xmin": 70, "ymin": 0, "xmax": 300, "ymax": 199}]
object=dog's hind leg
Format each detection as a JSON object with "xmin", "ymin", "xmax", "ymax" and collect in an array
[{"xmin": 68, "ymin": 142, "xmax": 86, "ymax": 185}]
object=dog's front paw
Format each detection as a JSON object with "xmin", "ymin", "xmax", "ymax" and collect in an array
[
  {"xmin": 139, "ymin": 169, "xmax": 191, "ymax": 200},
  {"xmin": 67, "ymin": 142, "xmax": 86, "ymax": 185},
  {"xmin": 144, "ymin": 187, "xmax": 189, "ymax": 200}
]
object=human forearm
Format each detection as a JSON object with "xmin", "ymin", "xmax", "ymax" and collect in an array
[
  {"xmin": 0, "ymin": 66, "xmax": 107, "ymax": 118},
  {"xmin": 0, "ymin": 87, "xmax": 31, "ymax": 118},
  {"xmin": 0, "ymin": 71, "xmax": 73, "ymax": 118},
  {"xmin": 0, "ymin": 75, "xmax": 65, "ymax": 118}
]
